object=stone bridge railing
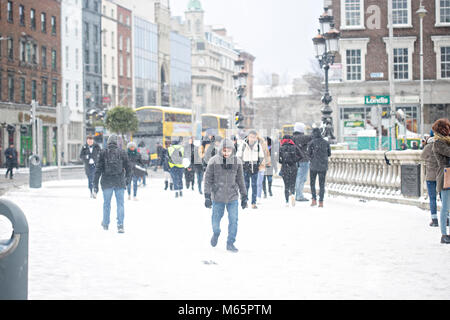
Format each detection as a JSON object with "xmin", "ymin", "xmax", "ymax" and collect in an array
[{"xmin": 326, "ymin": 150, "xmax": 433, "ymax": 208}]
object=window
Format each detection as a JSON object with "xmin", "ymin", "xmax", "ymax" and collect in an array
[
  {"xmin": 94, "ymin": 51, "xmax": 98, "ymax": 73},
  {"xmin": 75, "ymin": 84, "xmax": 79, "ymax": 108},
  {"xmin": 26, "ymin": 42, "xmax": 31, "ymax": 62},
  {"xmin": 84, "ymin": 0, "xmax": 89, "ymax": 9},
  {"xmin": 85, "ymin": 22, "xmax": 89, "ymax": 41},
  {"xmin": 103, "ymin": 54, "xmax": 107, "ymax": 77},
  {"xmin": 52, "ymin": 81, "xmax": 57, "ymax": 107},
  {"xmin": 126, "ymin": 16, "xmax": 130, "ymax": 26},
  {"xmin": 111, "ymin": 32, "xmax": 114, "ymax": 49},
  {"xmin": 394, "ymin": 48, "xmax": 409, "ymax": 80},
  {"xmin": 75, "ymin": 48, "xmax": 79, "ymax": 70},
  {"xmin": 392, "ymin": 0, "xmax": 411, "ymax": 26},
  {"xmin": 51, "ymin": 16, "xmax": 56, "ymax": 35},
  {"xmin": 437, "ymin": 0, "xmax": 450, "ymax": 25},
  {"xmin": 65, "ymin": 17, "xmax": 69, "ymax": 35},
  {"xmin": 103, "ymin": 29, "xmax": 107, "ymax": 46},
  {"xmin": 127, "ymin": 56, "xmax": 131, "ymax": 78},
  {"xmin": 20, "ymin": 78, "xmax": 25, "ymax": 103},
  {"xmin": 41, "ymin": 46, "xmax": 47, "ymax": 68},
  {"xmin": 75, "ymin": 20, "xmax": 78, "ymax": 38},
  {"xmin": 30, "ymin": 9, "xmax": 36, "ymax": 29},
  {"xmin": 85, "ymin": 49, "xmax": 89, "ymax": 72},
  {"xmin": 7, "ymin": 1, "xmax": 13, "ymax": 22},
  {"xmin": 119, "ymin": 13, "xmax": 123, "ymax": 23},
  {"xmin": 126, "ymin": 37, "xmax": 130, "ymax": 53},
  {"xmin": 112, "ymin": 85, "xmax": 116, "ymax": 106},
  {"xmin": 51, "ymin": 49, "xmax": 57, "ymax": 71},
  {"xmin": 0, "ymin": 72, "xmax": 2, "ymax": 101},
  {"xmin": 196, "ymin": 84, "xmax": 205, "ymax": 97},
  {"xmin": 85, "ymin": 82, "xmax": 90, "ymax": 108},
  {"xmin": 441, "ymin": 46, "xmax": 450, "ymax": 78},
  {"xmin": 119, "ymin": 53, "xmax": 123, "ymax": 76},
  {"xmin": 65, "ymin": 83, "xmax": 69, "ymax": 107},
  {"xmin": 341, "ymin": 0, "xmax": 364, "ymax": 29},
  {"xmin": 111, "ymin": 9, "xmax": 114, "ymax": 19},
  {"xmin": 111, "ymin": 56, "xmax": 115, "ymax": 79},
  {"xmin": 8, "ymin": 74, "xmax": 14, "ymax": 102},
  {"xmin": 94, "ymin": 1, "xmax": 98, "ymax": 13},
  {"xmin": 94, "ymin": 25, "xmax": 98, "ymax": 44},
  {"xmin": 119, "ymin": 35, "xmax": 123, "ymax": 51},
  {"xmin": 103, "ymin": 84, "xmax": 108, "ymax": 96},
  {"xmin": 41, "ymin": 13, "xmax": 46, "ymax": 33},
  {"xmin": 7, "ymin": 38, "xmax": 13, "ymax": 61},
  {"xmin": 346, "ymin": 49, "xmax": 362, "ymax": 80},
  {"xmin": 19, "ymin": 5, "xmax": 25, "ymax": 26},
  {"xmin": 20, "ymin": 41, "xmax": 26, "ymax": 62},
  {"xmin": 32, "ymin": 44, "xmax": 37, "ymax": 64},
  {"xmin": 31, "ymin": 80, "xmax": 37, "ymax": 101}
]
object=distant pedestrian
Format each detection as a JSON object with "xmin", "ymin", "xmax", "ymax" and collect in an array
[
  {"xmin": 4, "ymin": 143, "xmax": 19, "ymax": 180},
  {"xmin": 161, "ymin": 141, "xmax": 173, "ymax": 191},
  {"xmin": 194, "ymin": 140, "xmax": 204, "ymax": 194},
  {"xmin": 79, "ymin": 135, "xmax": 101, "ymax": 198},
  {"xmin": 204, "ymin": 138, "xmax": 248, "ymax": 252},
  {"xmin": 137, "ymin": 141, "xmax": 150, "ymax": 187},
  {"xmin": 256, "ymin": 135, "xmax": 271, "ymax": 203},
  {"xmin": 184, "ymin": 137, "xmax": 195, "ymax": 190},
  {"xmin": 293, "ymin": 122, "xmax": 312, "ymax": 202},
  {"xmin": 168, "ymin": 137, "xmax": 185, "ymax": 198},
  {"xmin": 126, "ymin": 141, "xmax": 145, "ymax": 201},
  {"xmin": 237, "ymin": 130, "xmax": 265, "ymax": 209},
  {"xmin": 262, "ymin": 137, "xmax": 274, "ymax": 198},
  {"xmin": 431, "ymin": 118, "xmax": 450, "ymax": 244},
  {"xmin": 307, "ymin": 128, "xmax": 331, "ymax": 208},
  {"xmin": 420, "ymin": 131, "xmax": 440, "ymax": 227},
  {"xmin": 279, "ymin": 135, "xmax": 300, "ymax": 207},
  {"xmin": 94, "ymin": 134, "xmax": 131, "ymax": 233}
]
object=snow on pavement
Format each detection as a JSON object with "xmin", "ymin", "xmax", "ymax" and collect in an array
[{"xmin": 0, "ymin": 178, "xmax": 449, "ymax": 300}]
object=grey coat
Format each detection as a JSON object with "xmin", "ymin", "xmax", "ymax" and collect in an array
[
  {"xmin": 204, "ymin": 139, "xmax": 247, "ymax": 203},
  {"xmin": 420, "ymin": 139, "xmax": 438, "ymax": 181},
  {"xmin": 432, "ymin": 139, "xmax": 450, "ymax": 193}
]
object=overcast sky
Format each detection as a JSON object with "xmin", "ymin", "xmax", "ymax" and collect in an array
[{"xmin": 170, "ymin": 0, "xmax": 324, "ymax": 84}]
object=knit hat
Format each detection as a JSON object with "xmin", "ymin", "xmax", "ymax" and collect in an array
[
  {"xmin": 127, "ymin": 141, "xmax": 137, "ymax": 149},
  {"xmin": 107, "ymin": 134, "xmax": 118, "ymax": 146},
  {"xmin": 294, "ymin": 122, "xmax": 305, "ymax": 133}
]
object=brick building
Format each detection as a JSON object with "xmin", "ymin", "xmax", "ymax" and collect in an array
[
  {"xmin": 116, "ymin": 3, "xmax": 132, "ymax": 108},
  {"xmin": 0, "ymin": 0, "xmax": 62, "ymax": 166},
  {"xmin": 327, "ymin": 0, "xmax": 450, "ymax": 148}
]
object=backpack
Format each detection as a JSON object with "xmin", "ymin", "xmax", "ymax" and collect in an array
[
  {"xmin": 169, "ymin": 146, "xmax": 183, "ymax": 165},
  {"xmin": 104, "ymin": 148, "xmax": 123, "ymax": 175},
  {"xmin": 280, "ymin": 144, "xmax": 297, "ymax": 165}
]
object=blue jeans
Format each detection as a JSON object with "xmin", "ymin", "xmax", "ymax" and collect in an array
[
  {"xmin": 87, "ymin": 164, "xmax": 96, "ymax": 192},
  {"xmin": 295, "ymin": 162, "xmax": 309, "ymax": 200},
  {"xmin": 196, "ymin": 168, "xmax": 204, "ymax": 192},
  {"xmin": 257, "ymin": 170, "xmax": 265, "ymax": 199},
  {"xmin": 212, "ymin": 200, "xmax": 239, "ymax": 244},
  {"xmin": 244, "ymin": 171, "xmax": 258, "ymax": 204},
  {"xmin": 426, "ymin": 181, "xmax": 438, "ymax": 220},
  {"xmin": 102, "ymin": 187, "xmax": 125, "ymax": 227},
  {"xmin": 170, "ymin": 167, "xmax": 184, "ymax": 191},
  {"xmin": 127, "ymin": 175, "xmax": 138, "ymax": 197},
  {"xmin": 440, "ymin": 189, "xmax": 450, "ymax": 236}
]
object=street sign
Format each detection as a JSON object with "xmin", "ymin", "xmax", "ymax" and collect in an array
[{"xmin": 365, "ymin": 95, "xmax": 390, "ymax": 105}]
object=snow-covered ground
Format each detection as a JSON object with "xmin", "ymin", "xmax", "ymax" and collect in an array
[{"xmin": 0, "ymin": 177, "xmax": 449, "ymax": 300}]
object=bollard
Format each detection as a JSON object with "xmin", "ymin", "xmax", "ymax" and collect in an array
[
  {"xmin": 29, "ymin": 155, "xmax": 42, "ymax": 189},
  {"xmin": 0, "ymin": 199, "xmax": 29, "ymax": 300}
]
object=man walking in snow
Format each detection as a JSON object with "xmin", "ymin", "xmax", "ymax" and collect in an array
[
  {"xmin": 80, "ymin": 135, "xmax": 101, "ymax": 198},
  {"xmin": 94, "ymin": 134, "xmax": 131, "ymax": 233},
  {"xmin": 204, "ymin": 138, "xmax": 248, "ymax": 252},
  {"xmin": 293, "ymin": 122, "xmax": 312, "ymax": 202}
]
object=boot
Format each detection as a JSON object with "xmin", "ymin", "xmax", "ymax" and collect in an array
[
  {"xmin": 440, "ymin": 235, "xmax": 450, "ymax": 244},
  {"xmin": 180, "ymin": 191, "xmax": 183, "ymax": 197},
  {"xmin": 170, "ymin": 183, "xmax": 174, "ymax": 191},
  {"xmin": 311, "ymin": 199, "xmax": 317, "ymax": 207},
  {"xmin": 226, "ymin": 242, "xmax": 239, "ymax": 253},
  {"xmin": 268, "ymin": 181, "xmax": 273, "ymax": 197},
  {"xmin": 191, "ymin": 184, "xmax": 194, "ymax": 191},
  {"xmin": 164, "ymin": 181, "xmax": 168, "ymax": 190},
  {"xmin": 318, "ymin": 201, "xmax": 324, "ymax": 208},
  {"xmin": 210, "ymin": 233, "xmax": 219, "ymax": 247},
  {"xmin": 175, "ymin": 191, "xmax": 179, "ymax": 198},
  {"xmin": 429, "ymin": 219, "xmax": 439, "ymax": 227}
]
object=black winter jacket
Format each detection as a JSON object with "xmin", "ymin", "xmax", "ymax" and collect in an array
[
  {"xmin": 80, "ymin": 143, "xmax": 101, "ymax": 175},
  {"xmin": 293, "ymin": 131, "xmax": 312, "ymax": 162},
  {"xmin": 307, "ymin": 132, "xmax": 331, "ymax": 172},
  {"xmin": 94, "ymin": 142, "xmax": 131, "ymax": 191},
  {"xmin": 279, "ymin": 136, "xmax": 301, "ymax": 175},
  {"xmin": 5, "ymin": 147, "xmax": 18, "ymax": 168}
]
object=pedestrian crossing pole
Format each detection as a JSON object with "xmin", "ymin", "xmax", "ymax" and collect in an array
[
  {"xmin": 56, "ymin": 103, "xmax": 62, "ymax": 180},
  {"xmin": 31, "ymin": 100, "xmax": 37, "ymax": 156}
]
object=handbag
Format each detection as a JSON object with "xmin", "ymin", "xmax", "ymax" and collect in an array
[{"xmin": 444, "ymin": 167, "xmax": 450, "ymax": 190}]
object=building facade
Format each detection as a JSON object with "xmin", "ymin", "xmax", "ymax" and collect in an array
[
  {"xmin": 61, "ymin": 0, "xmax": 83, "ymax": 163},
  {"xmin": 170, "ymin": 31, "xmax": 192, "ymax": 109},
  {"xmin": 116, "ymin": 3, "xmax": 132, "ymax": 108},
  {"xmin": 328, "ymin": 0, "xmax": 450, "ymax": 148},
  {"xmin": 0, "ymin": 0, "xmax": 62, "ymax": 166}
]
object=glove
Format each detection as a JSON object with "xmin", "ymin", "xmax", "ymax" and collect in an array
[
  {"xmin": 204, "ymin": 193, "xmax": 212, "ymax": 209},
  {"xmin": 241, "ymin": 196, "xmax": 248, "ymax": 210}
]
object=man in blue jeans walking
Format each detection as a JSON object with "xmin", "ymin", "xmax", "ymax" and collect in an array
[
  {"xmin": 204, "ymin": 139, "xmax": 248, "ymax": 252},
  {"xmin": 293, "ymin": 122, "xmax": 312, "ymax": 201},
  {"xmin": 94, "ymin": 134, "xmax": 131, "ymax": 233}
]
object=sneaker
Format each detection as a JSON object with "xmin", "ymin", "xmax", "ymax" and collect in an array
[
  {"xmin": 318, "ymin": 201, "xmax": 324, "ymax": 208},
  {"xmin": 285, "ymin": 202, "xmax": 289, "ymax": 207},
  {"xmin": 180, "ymin": 191, "xmax": 183, "ymax": 197},
  {"xmin": 298, "ymin": 197, "xmax": 309, "ymax": 202},
  {"xmin": 175, "ymin": 192, "xmax": 179, "ymax": 198},
  {"xmin": 430, "ymin": 219, "xmax": 439, "ymax": 227},
  {"xmin": 118, "ymin": 225, "xmax": 125, "ymax": 233},
  {"xmin": 251, "ymin": 204, "xmax": 258, "ymax": 209},
  {"xmin": 226, "ymin": 242, "xmax": 239, "ymax": 253},
  {"xmin": 269, "ymin": 190, "xmax": 273, "ymax": 197},
  {"xmin": 210, "ymin": 233, "xmax": 219, "ymax": 247},
  {"xmin": 290, "ymin": 195, "xmax": 296, "ymax": 207},
  {"xmin": 311, "ymin": 199, "xmax": 317, "ymax": 207},
  {"xmin": 101, "ymin": 223, "xmax": 108, "ymax": 230},
  {"xmin": 440, "ymin": 235, "xmax": 450, "ymax": 244}
]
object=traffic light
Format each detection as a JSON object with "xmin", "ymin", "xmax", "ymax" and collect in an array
[{"xmin": 235, "ymin": 112, "xmax": 244, "ymax": 127}]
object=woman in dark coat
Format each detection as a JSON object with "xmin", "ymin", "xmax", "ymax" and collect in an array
[
  {"xmin": 431, "ymin": 118, "xmax": 450, "ymax": 244},
  {"xmin": 4, "ymin": 143, "xmax": 18, "ymax": 179},
  {"xmin": 279, "ymin": 135, "xmax": 300, "ymax": 207}
]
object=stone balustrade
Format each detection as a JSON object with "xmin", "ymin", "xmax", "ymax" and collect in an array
[{"xmin": 326, "ymin": 150, "xmax": 434, "ymax": 208}]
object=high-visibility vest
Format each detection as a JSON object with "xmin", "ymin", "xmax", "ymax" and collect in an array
[{"xmin": 168, "ymin": 145, "xmax": 184, "ymax": 168}]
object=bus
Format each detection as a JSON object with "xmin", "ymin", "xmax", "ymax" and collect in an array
[
  {"xmin": 281, "ymin": 124, "xmax": 313, "ymax": 138},
  {"xmin": 201, "ymin": 113, "xmax": 230, "ymax": 138},
  {"xmin": 134, "ymin": 106, "xmax": 192, "ymax": 158}
]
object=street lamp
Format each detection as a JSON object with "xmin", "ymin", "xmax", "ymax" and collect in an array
[
  {"xmin": 417, "ymin": 0, "xmax": 427, "ymax": 136},
  {"xmin": 233, "ymin": 58, "xmax": 248, "ymax": 129},
  {"xmin": 312, "ymin": 8, "xmax": 340, "ymax": 143}
]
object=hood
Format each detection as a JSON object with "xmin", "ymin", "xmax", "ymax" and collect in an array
[
  {"xmin": 280, "ymin": 135, "xmax": 295, "ymax": 146},
  {"xmin": 107, "ymin": 134, "xmax": 118, "ymax": 147},
  {"xmin": 127, "ymin": 141, "xmax": 137, "ymax": 150},
  {"xmin": 218, "ymin": 138, "xmax": 236, "ymax": 157},
  {"xmin": 312, "ymin": 128, "xmax": 322, "ymax": 139},
  {"xmin": 294, "ymin": 122, "xmax": 305, "ymax": 134}
]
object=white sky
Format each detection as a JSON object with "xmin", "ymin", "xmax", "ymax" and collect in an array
[{"xmin": 170, "ymin": 0, "xmax": 324, "ymax": 84}]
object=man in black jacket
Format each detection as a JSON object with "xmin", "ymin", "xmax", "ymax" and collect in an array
[
  {"xmin": 293, "ymin": 122, "xmax": 312, "ymax": 202},
  {"xmin": 4, "ymin": 143, "xmax": 18, "ymax": 179},
  {"xmin": 80, "ymin": 135, "xmax": 101, "ymax": 198},
  {"xmin": 94, "ymin": 134, "xmax": 131, "ymax": 233},
  {"xmin": 307, "ymin": 128, "xmax": 331, "ymax": 208}
]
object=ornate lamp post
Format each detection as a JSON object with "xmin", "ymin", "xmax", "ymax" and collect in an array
[
  {"xmin": 416, "ymin": 1, "xmax": 427, "ymax": 136},
  {"xmin": 233, "ymin": 58, "xmax": 248, "ymax": 129},
  {"xmin": 312, "ymin": 8, "xmax": 340, "ymax": 143}
]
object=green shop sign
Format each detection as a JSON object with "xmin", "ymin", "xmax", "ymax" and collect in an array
[
  {"xmin": 364, "ymin": 95, "xmax": 390, "ymax": 105},
  {"xmin": 344, "ymin": 121, "xmax": 365, "ymax": 128}
]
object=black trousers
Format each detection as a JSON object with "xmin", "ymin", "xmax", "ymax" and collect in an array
[
  {"xmin": 5, "ymin": 166, "xmax": 14, "ymax": 178},
  {"xmin": 281, "ymin": 166, "xmax": 297, "ymax": 202},
  {"xmin": 310, "ymin": 170, "xmax": 327, "ymax": 202},
  {"xmin": 185, "ymin": 168, "xmax": 195, "ymax": 188}
]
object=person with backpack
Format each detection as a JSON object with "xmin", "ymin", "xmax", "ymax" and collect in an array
[
  {"xmin": 307, "ymin": 128, "xmax": 331, "ymax": 208},
  {"xmin": 204, "ymin": 138, "xmax": 248, "ymax": 252},
  {"xmin": 94, "ymin": 134, "xmax": 131, "ymax": 233},
  {"xmin": 168, "ymin": 137, "xmax": 185, "ymax": 198},
  {"xmin": 236, "ymin": 130, "xmax": 265, "ymax": 209},
  {"xmin": 279, "ymin": 135, "xmax": 301, "ymax": 207},
  {"xmin": 126, "ymin": 141, "xmax": 146, "ymax": 201},
  {"xmin": 184, "ymin": 137, "xmax": 196, "ymax": 191},
  {"xmin": 137, "ymin": 141, "xmax": 150, "ymax": 187},
  {"xmin": 293, "ymin": 122, "xmax": 312, "ymax": 202},
  {"xmin": 80, "ymin": 135, "xmax": 101, "ymax": 198}
]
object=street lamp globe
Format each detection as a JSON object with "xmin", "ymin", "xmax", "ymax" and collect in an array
[
  {"xmin": 319, "ymin": 8, "xmax": 333, "ymax": 34},
  {"xmin": 312, "ymin": 31, "xmax": 326, "ymax": 58},
  {"xmin": 239, "ymin": 71, "xmax": 248, "ymax": 87},
  {"xmin": 325, "ymin": 25, "xmax": 340, "ymax": 54}
]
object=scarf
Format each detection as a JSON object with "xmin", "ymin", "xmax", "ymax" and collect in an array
[
  {"xmin": 128, "ymin": 149, "xmax": 138, "ymax": 157},
  {"xmin": 435, "ymin": 133, "xmax": 450, "ymax": 145}
]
